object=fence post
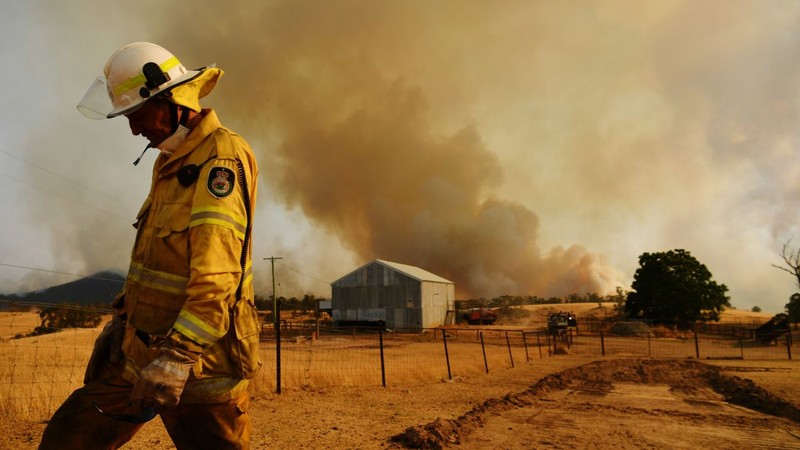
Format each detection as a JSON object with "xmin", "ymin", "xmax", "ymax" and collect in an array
[
  {"xmin": 787, "ymin": 331, "xmax": 793, "ymax": 360},
  {"xmin": 601, "ymin": 331, "xmax": 605, "ymax": 357},
  {"xmin": 506, "ymin": 332, "xmax": 514, "ymax": 368},
  {"xmin": 276, "ymin": 300, "xmax": 282, "ymax": 395},
  {"xmin": 523, "ymin": 331, "xmax": 530, "ymax": 362},
  {"xmin": 443, "ymin": 329, "xmax": 452, "ymax": 380},
  {"xmin": 647, "ymin": 332, "xmax": 652, "ymax": 358},
  {"xmin": 694, "ymin": 327, "xmax": 700, "ymax": 359},
  {"xmin": 480, "ymin": 331, "xmax": 489, "ymax": 373},
  {"xmin": 546, "ymin": 331, "xmax": 551, "ymax": 356},
  {"xmin": 537, "ymin": 332, "xmax": 543, "ymax": 359},
  {"xmin": 379, "ymin": 329, "xmax": 386, "ymax": 387}
]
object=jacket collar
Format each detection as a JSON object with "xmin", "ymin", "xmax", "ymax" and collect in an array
[{"xmin": 156, "ymin": 108, "xmax": 221, "ymax": 175}]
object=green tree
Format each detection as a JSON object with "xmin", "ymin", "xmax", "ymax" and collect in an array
[
  {"xmin": 36, "ymin": 304, "xmax": 104, "ymax": 335},
  {"xmin": 751, "ymin": 306, "xmax": 762, "ymax": 313},
  {"xmin": 608, "ymin": 287, "xmax": 627, "ymax": 313},
  {"xmin": 459, "ymin": 298, "xmax": 489, "ymax": 309},
  {"xmin": 625, "ymin": 249, "xmax": 730, "ymax": 327},
  {"xmin": 490, "ymin": 295, "xmax": 515, "ymax": 309},
  {"xmin": 254, "ymin": 294, "xmax": 270, "ymax": 311},
  {"xmin": 301, "ymin": 294, "xmax": 317, "ymax": 309},
  {"xmin": 786, "ymin": 293, "xmax": 800, "ymax": 326}
]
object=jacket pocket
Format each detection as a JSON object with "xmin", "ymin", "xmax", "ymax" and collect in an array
[
  {"xmin": 155, "ymin": 201, "xmax": 191, "ymax": 238},
  {"xmin": 227, "ymin": 297, "xmax": 262, "ymax": 379}
]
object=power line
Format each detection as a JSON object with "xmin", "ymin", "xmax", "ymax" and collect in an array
[
  {"xmin": 0, "ymin": 298, "xmax": 112, "ymax": 311},
  {"xmin": 0, "ymin": 147, "xmax": 139, "ymax": 222},
  {"xmin": 275, "ymin": 260, "xmax": 331, "ymax": 286},
  {"xmin": 0, "ymin": 262, "xmax": 124, "ymax": 284},
  {"xmin": 0, "ymin": 148, "xmax": 138, "ymax": 209},
  {"xmin": 0, "ymin": 171, "xmax": 131, "ymax": 222}
]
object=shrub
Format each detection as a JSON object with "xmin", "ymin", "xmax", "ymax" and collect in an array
[
  {"xmin": 610, "ymin": 321, "xmax": 651, "ymax": 337},
  {"xmin": 37, "ymin": 304, "xmax": 104, "ymax": 333}
]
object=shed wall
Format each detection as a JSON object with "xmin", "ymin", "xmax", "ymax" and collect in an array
[
  {"xmin": 331, "ymin": 261, "xmax": 454, "ymax": 329},
  {"xmin": 420, "ymin": 281, "xmax": 456, "ymax": 328}
]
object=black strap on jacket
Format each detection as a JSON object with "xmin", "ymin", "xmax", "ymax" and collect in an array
[{"xmin": 234, "ymin": 159, "xmax": 252, "ymax": 301}]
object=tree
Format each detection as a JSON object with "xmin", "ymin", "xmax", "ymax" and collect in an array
[
  {"xmin": 608, "ymin": 287, "xmax": 627, "ymax": 313},
  {"xmin": 772, "ymin": 239, "xmax": 800, "ymax": 290},
  {"xmin": 254, "ymin": 294, "xmax": 270, "ymax": 311},
  {"xmin": 786, "ymin": 293, "xmax": 800, "ymax": 327},
  {"xmin": 751, "ymin": 306, "xmax": 762, "ymax": 313},
  {"xmin": 36, "ymin": 304, "xmax": 104, "ymax": 335},
  {"xmin": 625, "ymin": 249, "xmax": 730, "ymax": 327},
  {"xmin": 301, "ymin": 294, "xmax": 318, "ymax": 309}
]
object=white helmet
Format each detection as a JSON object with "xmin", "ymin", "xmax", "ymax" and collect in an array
[{"xmin": 78, "ymin": 42, "xmax": 207, "ymax": 119}]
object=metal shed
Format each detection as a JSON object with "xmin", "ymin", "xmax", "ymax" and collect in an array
[{"xmin": 330, "ymin": 259, "xmax": 455, "ymax": 330}]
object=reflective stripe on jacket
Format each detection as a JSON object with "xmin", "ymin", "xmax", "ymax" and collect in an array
[{"xmin": 120, "ymin": 109, "xmax": 260, "ymax": 401}]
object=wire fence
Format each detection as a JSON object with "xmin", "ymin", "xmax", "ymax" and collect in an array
[{"xmin": 0, "ymin": 307, "xmax": 796, "ymax": 422}]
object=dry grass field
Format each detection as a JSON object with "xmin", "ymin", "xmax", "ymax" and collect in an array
[
  {"xmin": 517, "ymin": 302, "xmax": 775, "ymax": 325},
  {"xmin": 0, "ymin": 312, "xmax": 41, "ymax": 340},
  {"xmin": 1, "ymin": 356, "xmax": 797, "ymax": 449},
  {"xmin": 0, "ymin": 306, "xmax": 797, "ymax": 449}
]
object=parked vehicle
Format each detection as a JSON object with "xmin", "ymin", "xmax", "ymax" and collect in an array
[
  {"xmin": 547, "ymin": 311, "xmax": 577, "ymax": 338},
  {"xmin": 463, "ymin": 308, "xmax": 498, "ymax": 325}
]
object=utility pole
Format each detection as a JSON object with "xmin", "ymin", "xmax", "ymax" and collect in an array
[{"xmin": 264, "ymin": 257, "xmax": 283, "ymax": 326}]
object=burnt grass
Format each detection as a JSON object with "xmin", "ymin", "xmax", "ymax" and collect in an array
[{"xmin": 390, "ymin": 359, "xmax": 800, "ymax": 449}]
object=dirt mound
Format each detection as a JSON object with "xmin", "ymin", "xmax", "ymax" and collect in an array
[{"xmin": 391, "ymin": 359, "xmax": 800, "ymax": 449}]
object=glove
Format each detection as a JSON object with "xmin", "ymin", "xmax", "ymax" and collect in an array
[
  {"xmin": 84, "ymin": 313, "xmax": 126, "ymax": 384},
  {"xmin": 130, "ymin": 346, "xmax": 197, "ymax": 410}
]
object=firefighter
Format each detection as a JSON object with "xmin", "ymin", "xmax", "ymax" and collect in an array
[{"xmin": 39, "ymin": 42, "xmax": 260, "ymax": 449}]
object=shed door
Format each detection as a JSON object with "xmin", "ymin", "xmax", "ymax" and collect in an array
[{"xmin": 393, "ymin": 308, "xmax": 405, "ymax": 328}]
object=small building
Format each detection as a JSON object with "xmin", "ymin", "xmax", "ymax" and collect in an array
[{"xmin": 330, "ymin": 259, "xmax": 455, "ymax": 330}]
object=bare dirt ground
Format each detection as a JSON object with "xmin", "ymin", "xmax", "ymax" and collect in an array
[
  {"xmin": 2, "ymin": 356, "xmax": 798, "ymax": 449},
  {"xmin": 398, "ymin": 358, "xmax": 800, "ymax": 450},
  {"xmin": 1, "ymin": 306, "xmax": 794, "ymax": 449}
]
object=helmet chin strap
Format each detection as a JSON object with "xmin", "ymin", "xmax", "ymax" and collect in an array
[{"xmin": 169, "ymin": 101, "xmax": 181, "ymax": 133}]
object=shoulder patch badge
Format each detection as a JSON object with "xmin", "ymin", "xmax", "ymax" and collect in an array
[{"xmin": 207, "ymin": 167, "xmax": 235, "ymax": 198}]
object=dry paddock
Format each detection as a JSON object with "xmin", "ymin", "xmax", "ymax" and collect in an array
[{"xmin": 0, "ymin": 320, "xmax": 798, "ymax": 449}]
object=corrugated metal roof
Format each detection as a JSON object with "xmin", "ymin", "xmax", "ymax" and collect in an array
[
  {"xmin": 331, "ymin": 259, "xmax": 453, "ymax": 285},
  {"xmin": 375, "ymin": 259, "xmax": 454, "ymax": 284}
]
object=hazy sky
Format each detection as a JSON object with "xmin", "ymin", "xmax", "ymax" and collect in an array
[{"xmin": 2, "ymin": 1, "xmax": 799, "ymax": 314}]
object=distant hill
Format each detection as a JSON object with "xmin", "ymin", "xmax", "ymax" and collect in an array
[{"xmin": 0, "ymin": 271, "xmax": 124, "ymax": 307}]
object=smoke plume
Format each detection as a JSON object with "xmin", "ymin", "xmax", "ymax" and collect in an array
[
  {"xmin": 10, "ymin": 1, "xmax": 800, "ymax": 311},
  {"xmin": 145, "ymin": 1, "xmax": 625, "ymax": 298}
]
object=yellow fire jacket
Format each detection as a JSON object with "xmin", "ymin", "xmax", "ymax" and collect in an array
[{"xmin": 119, "ymin": 109, "xmax": 260, "ymax": 402}]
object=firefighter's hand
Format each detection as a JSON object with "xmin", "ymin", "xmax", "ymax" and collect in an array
[
  {"xmin": 83, "ymin": 314, "xmax": 126, "ymax": 384},
  {"xmin": 131, "ymin": 346, "xmax": 196, "ymax": 410}
]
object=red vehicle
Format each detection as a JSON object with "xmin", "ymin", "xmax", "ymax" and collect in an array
[{"xmin": 463, "ymin": 308, "xmax": 497, "ymax": 325}]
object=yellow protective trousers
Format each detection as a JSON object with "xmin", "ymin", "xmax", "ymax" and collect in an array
[{"xmin": 38, "ymin": 364, "xmax": 251, "ymax": 450}]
